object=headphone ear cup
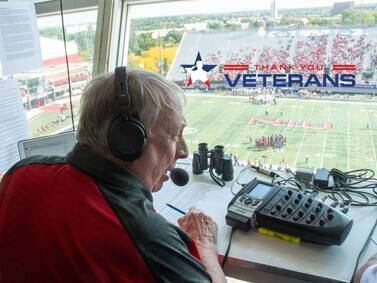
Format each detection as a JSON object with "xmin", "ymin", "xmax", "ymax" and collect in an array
[{"xmin": 107, "ymin": 116, "xmax": 147, "ymax": 161}]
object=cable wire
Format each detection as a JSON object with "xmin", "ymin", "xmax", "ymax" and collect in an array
[
  {"xmin": 230, "ymin": 165, "xmax": 254, "ymax": 195},
  {"xmin": 275, "ymin": 167, "xmax": 377, "ymax": 207},
  {"xmin": 221, "ymin": 227, "xmax": 236, "ymax": 269}
]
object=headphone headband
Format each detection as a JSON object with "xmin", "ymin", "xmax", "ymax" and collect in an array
[
  {"xmin": 115, "ymin": 66, "xmax": 130, "ymax": 118},
  {"xmin": 108, "ymin": 66, "xmax": 147, "ymax": 161}
]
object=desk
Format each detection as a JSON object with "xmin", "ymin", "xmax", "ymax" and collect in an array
[{"xmin": 153, "ymin": 164, "xmax": 377, "ymax": 283}]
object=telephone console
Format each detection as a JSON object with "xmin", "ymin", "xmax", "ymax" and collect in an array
[{"xmin": 225, "ymin": 178, "xmax": 353, "ymax": 245}]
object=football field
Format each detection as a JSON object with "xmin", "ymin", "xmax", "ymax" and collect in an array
[{"xmin": 183, "ymin": 94, "xmax": 377, "ymax": 171}]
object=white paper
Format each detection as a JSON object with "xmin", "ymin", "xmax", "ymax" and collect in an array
[
  {"xmin": 0, "ymin": 1, "xmax": 42, "ymax": 76},
  {"xmin": 0, "ymin": 79, "xmax": 30, "ymax": 173},
  {"xmin": 157, "ymin": 181, "xmax": 235, "ymax": 229}
]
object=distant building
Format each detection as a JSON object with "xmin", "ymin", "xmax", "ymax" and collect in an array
[
  {"xmin": 271, "ymin": 0, "xmax": 278, "ymax": 20},
  {"xmin": 184, "ymin": 22, "xmax": 208, "ymax": 31},
  {"xmin": 241, "ymin": 23, "xmax": 249, "ymax": 30},
  {"xmin": 16, "ymin": 37, "xmax": 89, "ymax": 107},
  {"xmin": 299, "ymin": 18, "xmax": 309, "ymax": 27},
  {"xmin": 151, "ymin": 29, "xmax": 169, "ymax": 39},
  {"xmin": 40, "ymin": 37, "xmax": 80, "ymax": 66},
  {"xmin": 332, "ymin": 1, "xmax": 355, "ymax": 15}
]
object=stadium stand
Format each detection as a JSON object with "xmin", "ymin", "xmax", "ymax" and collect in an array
[{"xmin": 168, "ymin": 27, "xmax": 377, "ymax": 87}]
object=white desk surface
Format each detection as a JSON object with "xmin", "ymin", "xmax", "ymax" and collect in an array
[{"xmin": 153, "ymin": 164, "xmax": 377, "ymax": 283}]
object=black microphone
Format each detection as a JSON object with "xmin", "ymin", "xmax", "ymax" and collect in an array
[{"xmin": 170, "ymin": 168, "xmax": 189, "ymax": 186}]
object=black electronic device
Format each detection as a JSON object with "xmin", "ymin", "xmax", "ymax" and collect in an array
[
  {"xmin": 314, "ymin": 168, "xmax": 330, "ymax": 188},
  {"xmin": 192, "ymin": 143, "xmax": 234, "ymax": 186},
  {"xmin": 226, "ymin": 178, "xmax": 353, "ymax": 245},
  {"xmin": 107, "ymin": 66, "xmax": 147, "ymax": 161}
]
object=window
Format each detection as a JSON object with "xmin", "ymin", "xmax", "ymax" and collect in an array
[
  {"xmin": 0, "ymin": 0, "xmax": 98, "ymax": 174},
  {"xmin": 116, "ymin": 0, "xmax": 377, "ymax": 172}
]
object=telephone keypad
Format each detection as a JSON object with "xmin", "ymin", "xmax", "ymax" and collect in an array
[
  {"xmin": 226, "ymin": 179, "xmax": 353, "ymax": 245},
  {"xmin": 261, "ymin": 190, "xmax": 331, "ymax": 226}
]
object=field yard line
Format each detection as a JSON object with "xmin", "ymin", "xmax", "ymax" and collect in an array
[
  {"xmin": 209, "ymin": 105, "xmax": 249, "ymax": 146},
  {"xmin": 367, "ymin": 111, "xmax": 377, "ymax": 171},
  {"xmin": 187, "ymin": 102, "xmax": 216, "ymax": 127},
  {"xmin": 267, "ymin": 100, "xmax": 299, "ymax": 165},
  {"xmin": 220, "ymin": 106, "xmax": 252, "ymax": 152},
  {"xmin": 347, "ymin": 111, "xmax": 350, "ymax": 171},
  {"xmin": 319, "ymin": 107, "xmax": 333, "ymax": 168},
  {"xmin": 192, "ymin": 106, "xmax": 232, "ymax": 143},
  {"xmin": 293, "ymin": 102, "xmax": 316, "ymax": 166}
]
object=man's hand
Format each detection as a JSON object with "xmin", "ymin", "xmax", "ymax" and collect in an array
[
  {"xmin": 178, "ymin": 208, "xmax": 227, "ymax": 283},
  {"xmin": 177, "ymin": 207, "xmax": 218, "ymax": 247},
  {"xmin": 354, "ymin": 254, "xmax": 377, "ymax": 283}
]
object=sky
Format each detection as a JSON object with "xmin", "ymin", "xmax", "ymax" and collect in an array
[
  {"xmin": 129, "ymin": 0, "xmax": 377, "ymax": 19},
  {"xmin": 35, "ymin": 0, "xmax": 377, "ymax": 28},
  {"xmin": 37, "ymin": 10, "xmax": 97, "ymax": 28}
]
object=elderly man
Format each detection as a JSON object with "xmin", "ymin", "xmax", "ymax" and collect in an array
[{"xmin": 0, "ymin": 67, "xmax": 226, "ymax": 283}]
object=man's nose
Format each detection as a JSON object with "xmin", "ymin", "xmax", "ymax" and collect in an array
[{"xmin": 177, "ymin": 139, "xmax": 189, "ymax": 159}]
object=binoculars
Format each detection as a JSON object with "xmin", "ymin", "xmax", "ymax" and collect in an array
[{"xmin": 192, "ymin": 143, "xmax": 234, "ymax": 182}]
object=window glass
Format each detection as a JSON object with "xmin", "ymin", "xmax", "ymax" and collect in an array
[
  {"xmin": 0, "ymin": 3, "xmax": 97, "ymax": 174},
  {"xmin": 126, "ymin": 0, "xmax": 377, "ymax": 171}
]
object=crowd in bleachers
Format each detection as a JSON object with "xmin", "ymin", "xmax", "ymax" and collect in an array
[
  {"xmin": 294, "ymin": 35, "xmax": 328, "ymax": 78},
  {"xmin": 257, "ymin": 39, "xmax": 292, "ymax": 74},
  {"xmin": 369, "ymin": 44, "xmax": 377, "ymax": 69},
  {"xmin": 331, "ymin": 34, "xmax": 365, "ymax": 74}
]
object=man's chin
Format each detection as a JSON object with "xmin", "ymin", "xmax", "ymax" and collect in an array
[
  {"xmin": 152, "ymin": 182, "xmax": 164, "ymax": 193},
  {"xmin": 152, "ymin": 174, "xmax": 170, "ymax": 193}
]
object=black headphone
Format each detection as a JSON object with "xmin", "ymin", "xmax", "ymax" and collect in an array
[{"xmin": 107, "ymin": 66, "xmax": 147, "ymax": 161}]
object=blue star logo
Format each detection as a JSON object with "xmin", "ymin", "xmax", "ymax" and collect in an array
[{"xmin": 181, "ymin": 52, "xmax": 217, "ymax": 88}]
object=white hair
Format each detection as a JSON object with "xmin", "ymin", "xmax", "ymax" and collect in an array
[{"xmin": 76, "ymin": 69, "xmax": 186, "ymax": 152}]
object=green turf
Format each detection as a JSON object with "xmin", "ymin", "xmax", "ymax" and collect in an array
[
  {"xmin": 183, "ymin": 95, "xmax": 377, "ymax": 171},
  {"xmin": 28, "ymin": 112, "xmax": 75, "ymax": 136},
  {"xmin": 27, "ymin": 100, "xmax": 80, "ymax": 137}
]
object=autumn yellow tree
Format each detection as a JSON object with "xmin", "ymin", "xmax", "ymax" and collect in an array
[{"xmin": 127, "ymin": 46, "xmax": 177, "ymax": 75}]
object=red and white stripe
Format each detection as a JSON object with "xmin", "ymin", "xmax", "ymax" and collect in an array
[
  {"xmin": 224, "ymin": 64, "xmax": 249, "ymax": 71},
  {"xmin": 332, "ymin": 64, "xmax": 356, "ymax": 71}
]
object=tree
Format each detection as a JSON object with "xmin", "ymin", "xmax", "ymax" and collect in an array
[
  {"xmin": 342, "ymin": 9, "xmax": 359, "ymax": 25},
  {"xmin": 280, "ymin": 15, "xmax": 300, "ymax": 26},
  {"xmin": 127, "ymin": 46, "xmax": 178, "ymax": 75},
  {"xmin": 361, "ymin": 11, "xmax": 375, "ymax": 25},
  {"xmin": 129, "ymin": 32, "xmax": 141, "ymax": 55},
  {"xmin": 39, "ymin": 27, "xmax": 64, "ymax": 40},
  {"xmin": 137, "ymin": 33, "xmax": 158, "ymax": 52},
  {"xmin": 165, "ymin": 30, "xmax": 183, "ymax": 45},
  {"xmin": 224, "ymin": 23, "xmax": 240, "ymax": 31},
  {"xmin": 208, "ymin": 22, "xmax": 224, "ymax": 30}
]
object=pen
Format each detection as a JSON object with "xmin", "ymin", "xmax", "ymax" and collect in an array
[{"xmin": 166, "ymin": 203, "xmax": 186, "ymax": 215}]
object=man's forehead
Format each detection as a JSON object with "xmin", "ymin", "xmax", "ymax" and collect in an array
[
  {"xmin": 154, "ymin": 113, "xmax": 185, "ymax": 133},
  {"xmin": 171, "ymin": 119, "xmax": 186, "ymax": 132},
  {"xmin": 161, "ymin": 110, "xmax": 186, "ymax": 125}
]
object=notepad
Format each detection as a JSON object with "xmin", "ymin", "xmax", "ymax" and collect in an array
[{"xmin": 157, "ymin": 181, "xmax": 234, "ymax": 228}]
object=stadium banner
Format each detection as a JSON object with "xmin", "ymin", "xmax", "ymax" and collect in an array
[{"xmin": 180, "ymin": 52, "xmax": 376, "ymax": 90}]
